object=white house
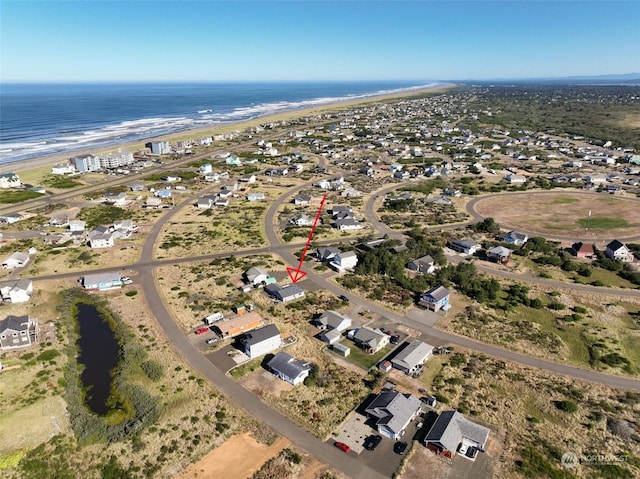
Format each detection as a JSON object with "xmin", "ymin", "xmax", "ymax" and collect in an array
[
  {"xmin": 2, "ymin": 252, "xmax": 30, "ymax": 269},
  {"xmin": 51, "ymin": 163, "xmax": 77, "ymax": 175},
  {"xmin": 313, "ymin": 310, "xmax": 352, "ymax": 332},
  {"xmin": 365, "ymin": 391, "xmax": 423, "ymax": 440},
  {"xmin": 0, "ymin": 173, "xmax": 21, "ymax": 189},
  {"xmin": 330, "ymin": 250, "xmax": 358, "ymax": 272},
  {"xmin": 240, "ymin": 324, "xmax": 281, "ymax": 358},
  {"xmin": 80, "ymin": 272, "xmax": 122, "ymax": 290},
  {"xmin": 89, "ymin": 233, "xmax": 114, "ymax": 249},
  {"xmin": 505, "ymin": 174, "xmax": 527, "ymax": 184},
  {"xmin": 407, "ymin": 255, "xmax": 436, "ymax": 274},
  {"xmin": 0, "ymin": 279, "xmax": 33, "ymax": 303},
  {"xmin": 243, "ymin": 267, "xmax": 270, "ymax": 286},
  {"xmin": 290, "ymin": 214, "xmax": 313, "ymax": 227},
  {"xmin": 391, "ymin": 340, "xmax": 434, "ymax": 375},
  {"xmin": 267, "ymin": 351, "xmax": 312, "ymax": 385},
  {"xmin": 450, "ymin": 239, "xmax": 481, "ymax": 255},
  {"xmin": 605, "ymin": 240, "xmax": 634, "ymax": 262}
]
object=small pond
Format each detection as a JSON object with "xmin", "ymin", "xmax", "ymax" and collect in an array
[{"xmin": 75, "ymin": 302, "xmax": 121, "ymax": 415}]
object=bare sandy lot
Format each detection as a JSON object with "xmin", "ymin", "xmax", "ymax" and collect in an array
[
  {"xmin": 174, "ymin": 433, "xmax": 290, "ymax": 479},
  {"xmin": 473, "ymin": 191, "xmax": 640, "ymax": 240}
]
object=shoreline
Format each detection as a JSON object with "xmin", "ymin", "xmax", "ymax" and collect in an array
[{"xmin": 0, "ymin": 83, "xmax": 455, "ymax": 175}]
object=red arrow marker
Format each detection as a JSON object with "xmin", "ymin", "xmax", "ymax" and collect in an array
[{"xmin": 287, "ymin": 193, "xmax": 327, "ymax": 283}]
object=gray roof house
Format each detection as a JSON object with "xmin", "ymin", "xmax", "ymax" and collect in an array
[
  {"xmin": 265, "ymin": 283, "xmax": 305, "ymax": 302},
  {"xmin": 243, "ymin": 266, "xmax": 270, "ymax": 286},
  {"xmin": 316, "ymin": 247, "xmax": 340, "ymax": 261},
  {"xmin": 319, "ymin": 328, "xmax": 342, "ymax": 345},
  {"xmin": 0, "ymin": 315, "xmax": 38, "ymax": 350},
  {"xmin": 365, "ymin": 391, "xmax": 423, "ymax": 440},
  {"xmin": 425, "ymin": 410, "xmax": 491, "ymax": 457},
  {"xmin": 2, "ymin": 252, "xmax": 30, "ymax": 269},
  {"xmin": 353, "ymin": 326, "xmax": 389, "ymax": 353},
  {"xmin": 0, "ymin": 278, "xmax": 33, "ymax": 303},
  {"xmin": 486, "ymin": 246, "xmax": 512, "ymax": 263},
  {"xmin": 240, "ymin": 324, "xmax": 281, "ymax": 358},
  {"xmin": 80, "ymin": 272, "xmax": 122, "ymax": 291},
  {"xmin": 450, "ymin": 239, "xmax": 481, "ymax": 255},
  {"xmin": 418, "ymin": 285, "xmax": 450, "ymax": 312},
  {"xmin": 313, "ymin": 310, "xmax": 352, "ymax": 331},
  {"xmin": 391, "ymin": 340, "xmax": 434, "ymax": 375},
  {"xmin": 267, "ymin": 351, "xmax": 312, "ymax": 385},
  {"xmin": 407, "ymin": 255, "xmax": 436, "ymax": 274}
]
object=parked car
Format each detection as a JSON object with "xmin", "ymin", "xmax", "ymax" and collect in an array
[
  {"xmin": 458, "ymin": 443, "xmax": 469, "ymax": 455},
  {"xmin": 339, "ymin": 294, "xmax": 349, "ymax": 303},
  {"xmin": 334, "ymin": 441, "xmax": 350, "ymax": 453},
  {"xmin": 205, "ymin": 337, "xmax": 218, "ymax": 344},
  {"xmin": 394, "ymin": 441, "xmax": 408, "ymax": 455},
  {"xmin": 364, "ymin": 435, "xmax": 382, "ymax": 451},
  {"xmin": 195, "ymin": 327, "xmax": 209, "ymax": 335},
  {"xmin": 390, "ymin": 334, "xmax": 400, "ymax": 345}
]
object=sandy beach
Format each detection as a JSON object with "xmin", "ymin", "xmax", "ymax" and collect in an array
[{"xmin": 0, "ymin": 83, "xmax": 454, "ymax": 175}]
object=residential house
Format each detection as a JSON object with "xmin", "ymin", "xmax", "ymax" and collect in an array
[
  {"xmin": 319, "ymin": 329, "xmax": 342, "ymax": 345},
  {"xmin": 334, "ymin": 218, "xmax": 363, "ymax": 231},
  {"xmin": 418, "ymin": 286, "xmax": 450, "ymax": 312},
  {"xmin": 213, "ymin": 312, "xmax": 263, "ymax": 338},
  {"xmin": 214, "ymin": 197, "xmax": 229, "ymax": 207},
  {"xmin": 313, "ymin": 311, "xmax": 352, "ymax": 332},
  {"xmin": 505, "ymin": 174, "xmax": 527, "ymax": 184},
  {"xmin": 102, "ymin": 192, "xmax": 128, "ymax": 207},
  {"xmin": 486, "ymin": 246, "xmax": 512, "ymax": 264},
  {"xmin": 353, "ymin": 327, "xmax": 389, "ymax": 354},
  {"xmin": 247, "ymin": 192, "xmax": 266, "ymax": 202},
  {"xmin": 316, "ymin": 247, "xmax": 340, "ymax": 262},
  {"xmin": 51, "ymin": 163, "xmax": 77, "ymax": 175},
  {"xmin": 197, "ymin": 195, "xmax": 216, "ymax": 209},
  {"xmin": 407, "ymin": 255, "xmax": 436, "ymax": 274},
  {"xmin": 0, "ymin": 315, "xmax": 39, "ymax": 350},
  {"xmin": 89, "ymin": 233, "xmax": 114, "ymax": 249},
  {"xmin": 265, "ymin": 284, "xmax": 305, "ymax": 302},
  {"xmin": 0, "ymin": 173, "xmax": 21, "ymax": 188},
  {"xmin": 450, "ymin": 239, "xmax": 481, "ymax": 255},
  {"xmin": 243, "ymin": 267, "xmax": 270, "ymax": 286},
  {"xmin": 425, "ymin": 410, "xmax": 491, "ymax": 458},
  {"xmin": 293, "ymin": 195, "xmax": 311, "ymax": 205},
  {"xmin": 239, "ymin": 174, "xmax": 257, "ymax": 183},
  {"xmin": 2, "ymin": 252, "xmax": 30, "ymax": 269},
  {"xmin": 341, "ymin": 187, "xmax": 362, "ymax": 197},
  {"xmin": 586, "ymin": 174, "xmax": 607, "ymax": 184},
  {"xmin": 364, "ymin": 391, "xmax": 423, "ymax": 440},
  {"xmin": 80, "ymin": 272, "xmax": 122, "ymax": 291},
  {"xmin": 605, "ymin": 240, "xmax": 634, "ymax": 262},
  {"xmin": 501, "ymin": 230, "xmax": 528, "ymax": 246},
  {"xmin": 154, "ymin": 189, "xmax": 172, "ymax": 198},
  {"xmin": 330, "ymin": 250, "xmax": 358, "ymax": 272},
  {"xmin": 267, "ymin": 351, "xmax": 312, "ymax": 385},
  {"xmin": 290, "ymin": 214, "xmax": 313, "ymax": 227},
  {"xmin": 391, "ymin": 340, "xmax": 434, "ymax": 375},
  {"xmin": 69, "ymin": 220, "xmax": 86, "ymax": 232},
  {"xmin": 571, "ymin": 242, "xmax": 595, "ymax": 259},
  {"xmin": 0, "ymin": 279, "xmax": 33, "ymax": 303},
  {"xmin": 199, "ymin": 163, "xmax": 213, "ymax": 175},
  {"xmin": 240, "ymin": 324, "xmax": 281, "ymax": 358}
]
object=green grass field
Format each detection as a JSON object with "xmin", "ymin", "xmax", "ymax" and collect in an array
[
  {"xmin": 577, "ymin": 216, "xmax": 630, "ymax": 230},
  {"xmin": 549, "ymin": 197, "xmax": 579, "ymax": 204}
]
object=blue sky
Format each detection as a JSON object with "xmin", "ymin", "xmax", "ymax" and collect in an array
[{"xmin": 1, "ymin": 1, "xmax": 639, "ymax": 82}]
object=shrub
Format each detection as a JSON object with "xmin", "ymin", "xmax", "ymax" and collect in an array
[
  {"xmin": 125, "ymin": 290, "xmax": 138, "ymax": 297},
  {"xmin": 141, "ymin": 360, "xmax": 164, "ymax": 381},
  {"xmin": 37, "ymin": 349, "xmax": 60, "ymax": 361},
  {"xmin": 554, "ymin": 399, "xmax": 578, "ymax": 413}
]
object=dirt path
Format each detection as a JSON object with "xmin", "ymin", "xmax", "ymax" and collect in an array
[{"xmin": 174, "ymin": 433, "xmax": 290, "ymax": 479}]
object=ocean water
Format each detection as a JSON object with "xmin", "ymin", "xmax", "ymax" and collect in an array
[{"xmin": 0, "ymin": 81, "xmax": 437, "ymax": 165}]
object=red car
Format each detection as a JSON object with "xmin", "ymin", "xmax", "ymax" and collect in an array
[
  {"xmin": 334, "ymin": 441, "xmax": 350, "ymax": 453},
  {"xmin": 195, "ymin": 327, "xmax": 209, "ymax": 335}
]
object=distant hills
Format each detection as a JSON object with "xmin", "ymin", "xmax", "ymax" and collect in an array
[{"xmin": 463, "ymin": 73, "xmax": 640, "ymax": 85}]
